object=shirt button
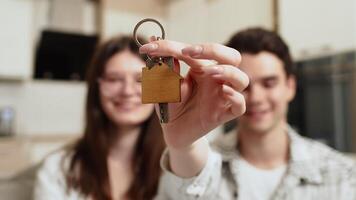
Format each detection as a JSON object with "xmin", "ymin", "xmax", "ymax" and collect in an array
[
  {"xmin": 300, "ymin": 178, "xmax": 307, "ymax": 185},
  {"xmin": 234, "ymin": 191, "xmax": 238, "ymax": 198}
]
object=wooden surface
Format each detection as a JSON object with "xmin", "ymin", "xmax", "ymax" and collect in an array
[
  {"xmin": 0, "ymin": 135, "xmax": 78, "ymax": 179},
  {"xmin": 0, "ymin": 137, "xmax": 29, "ymax": 178},
  {"xmin": 142, "ymin": 63, "xmax": 182, "ymax": 103}
]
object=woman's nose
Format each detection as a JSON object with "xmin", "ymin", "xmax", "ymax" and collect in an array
[{"xmin": 121, "ymin": 80, "xmax": 137, "ymax": 96}]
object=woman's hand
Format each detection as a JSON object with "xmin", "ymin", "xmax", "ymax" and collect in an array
[{"xmin": 140, "ymin": 40, "xmax": 249, "ymax": 149}]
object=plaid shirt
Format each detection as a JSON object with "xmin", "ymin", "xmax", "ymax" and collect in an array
[{"xmin": 156, "ymin": 126, "xmax": 356, "ymax": 200}]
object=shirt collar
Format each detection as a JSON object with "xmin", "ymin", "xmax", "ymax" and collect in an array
[
  {"xmin": 287, "ymin": 127, "xmax": 323, "ymax": 184},
  {"xmin": 212, "ymin": 125, "xmax": 323, "ymax": 184}
]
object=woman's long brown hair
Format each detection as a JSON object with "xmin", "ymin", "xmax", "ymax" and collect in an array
[{"xmin": 65, "ymin": 36, "xmax": 165, "ymax": 200}]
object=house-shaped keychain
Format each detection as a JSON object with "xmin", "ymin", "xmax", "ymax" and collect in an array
[{"xmin": 141, "ymin": 58, "xmax": 183, "ymax": 104}]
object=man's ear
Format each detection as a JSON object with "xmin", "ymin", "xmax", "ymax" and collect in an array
[{"xmin": 286, "ymin": 75, "xmax": 296, "ymax": 102}]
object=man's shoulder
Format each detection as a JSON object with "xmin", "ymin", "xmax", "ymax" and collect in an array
[
  {"xmin": 295, "ymin": 135, "xmax": 356, "ymax": 182},
  {"xmin": 210, "ymin": 128, "xmax": 356, "ymax": 183},
  {"xmin": 299, "ymin": 135, "xmax": 355, "ymax": 166}
]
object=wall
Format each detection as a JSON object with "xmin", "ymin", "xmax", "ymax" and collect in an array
[
  {"xmin": 0, "ymin": 0, "xmax": 34, "ymax": 79},
  {"xmin": 279, "ymin": 0, "xmax": 356, "ymax": 60},
  {"xmin": 49, "ymin": 0, "xmax": 97, "ymax": 34},
  {"xmin": 166, "ymin": 0, "xmax": 273, "ymax": 75},
  {"xmin": 167, "ymin": 0, "xmax": 274, "ymax": 44},
  {"xmin": 101, "ymin": 0, "xmax": 167, "ymax": 39},
  {"xmin": 0, "ymin": 81, "xmax": 86, "ymax": 136},
  {"xmin": 32, "ymin": 0, "xmax": 97, "ymax": 39},
  {"xmin": 0, "ymin": 0, "xmax": 98, "ymax": 136}
]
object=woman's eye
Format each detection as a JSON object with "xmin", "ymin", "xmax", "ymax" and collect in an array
[
  {"xmin": 136, "ymin": 76, "xmax": 142, "ymax": 83},
  {"xmin": 105, "ymin": 77, "xmax": 123, "ymax": 83}
]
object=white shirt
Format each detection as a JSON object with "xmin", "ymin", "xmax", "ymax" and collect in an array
[
  {"xmin": 34, "ymin": 150, "xmax": 86, "ymax": 200},
  {"xmin": 155, "ymin": 126, "xmax": 356, "ymax": 200},
  {"xmin": 237, "ymin": 158, "xmax": 287, "ymax": 200}
]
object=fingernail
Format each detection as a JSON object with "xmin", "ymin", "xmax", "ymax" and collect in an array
[
  {"xmin": 149, "ymin": 36, "xmax": 157, "ymax": 42},
  {"xmin": 222, "ymin": 84, "xmax": 234, "ymax": 95},
  {"xmin": 139, "ymin": 43, "xmax": 158, "ymax": 53},
  {"xmin": 208, "ymin": 66, "xmax": 223, "ymax": 75},
  {"xmin": 182, "ymin": 45, "xmax": 203, "ymax": 57}
]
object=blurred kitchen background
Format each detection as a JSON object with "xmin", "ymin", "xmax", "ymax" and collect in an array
[{"xmin": 0, "ymin": 0, "xmax": 355, "ymax": 199}]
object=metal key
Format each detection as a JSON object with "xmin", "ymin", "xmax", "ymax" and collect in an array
[
  {"xmin": 133, "ymin": 18, "xmax": 182, "ymax": 123},
  {"xmin": 146, "ymin": 55, "xmax": 175, "ymax": 123},
  {"xmin": 144, "ymin": 55, "xmax": 171, "ymax": 123},
  {"xmin": 158, "ymin": 56, "xmax": 176, "ymax": 123},
  {"xmin": 159, "ymin": 103, "xmax": 169, "ymax": 123}
]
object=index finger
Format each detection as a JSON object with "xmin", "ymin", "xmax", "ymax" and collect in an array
[
  {"xmin": 182, "ymin": 43, "xmax": 241, "ymax": 67},
  {"xmin": 139, "ymin": 40, "xmax": 214, "ymax": 69}
]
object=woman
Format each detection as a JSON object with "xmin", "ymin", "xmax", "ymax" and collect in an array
[{"xmin": 34, "ymin": 36, "xmax": 165, "ymax": 200}]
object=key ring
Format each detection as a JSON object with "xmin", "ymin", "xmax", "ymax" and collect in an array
[{"xmin": 133, "ymin": 18, "xmax": 165, "ymax": 47}]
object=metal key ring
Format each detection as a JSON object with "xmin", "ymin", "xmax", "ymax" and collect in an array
[{"xmin": 133, "ymin": 18, "xmax": 165, "ymax": 47}]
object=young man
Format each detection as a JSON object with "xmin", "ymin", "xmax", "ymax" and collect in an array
[{"xmin": 143, "ymin": 28, "xmax": 356, "ymax": 200}]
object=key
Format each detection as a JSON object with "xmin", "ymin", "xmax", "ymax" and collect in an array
[
  {"xmin": 142, "ymin": 56, "xmax": 182, "ymax": 123},
  {"xmin": 159, "ymin": 103, "xmax": 169, "ymax": 123},
  {"xmin": 133, "ymin": 18, "xmax": 182, "ymax": 123},
  {"xmin": 159, "ymin": 56, "xmax": 176, "ymax": 123}
]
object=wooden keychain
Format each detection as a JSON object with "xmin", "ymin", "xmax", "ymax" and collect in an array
[{"xmin": 133, "ymin": 18, "xmax": 182, "ymax": 123}]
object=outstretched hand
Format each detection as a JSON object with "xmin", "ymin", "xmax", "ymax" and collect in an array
[{"xmin": 140, "ymin": 40, "xmax": 249, "ymax": 150}]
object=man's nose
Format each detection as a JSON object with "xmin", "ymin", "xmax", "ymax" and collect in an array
[{"xmin": 246, "ymin": 85, "xmax": 265, "ymax": 105}]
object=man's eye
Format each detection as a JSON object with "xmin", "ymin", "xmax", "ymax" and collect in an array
[{"xmin": 264, "ymin": 79, "xmax": 277, "ymax": 88}]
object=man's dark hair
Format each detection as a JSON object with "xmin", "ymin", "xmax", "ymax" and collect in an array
[{"xmin": 226, "ymin": 27, "xmax": 294, "ymax": 76}]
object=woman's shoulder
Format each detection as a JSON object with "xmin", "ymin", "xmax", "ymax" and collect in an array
[
  {"xmin": 40, "ymin": 149, "xmax": 73, "ymax": 175},
  {"xmin": 36, "ymin": 149, "xmax": 74, "ymax": 188},
  {"xmin": 34, "ymin": 148, "xmax": 84, "ymax": 199}
]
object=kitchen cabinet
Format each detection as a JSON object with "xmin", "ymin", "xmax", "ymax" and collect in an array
[
  {"xmin": 278, "ymin": 0, "xmax": 356, "ymax": 60},
  {"xmin": 0, "ymin": 0, "xmax": 33, "ymax": 80}
]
